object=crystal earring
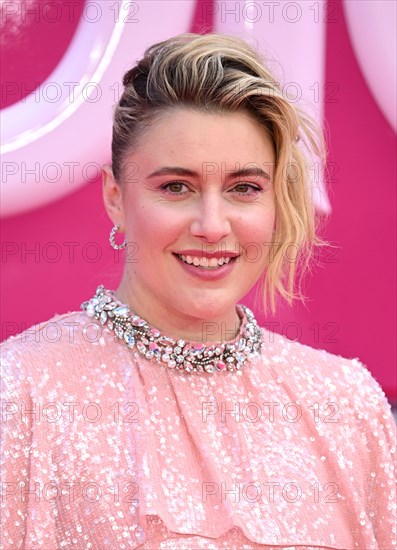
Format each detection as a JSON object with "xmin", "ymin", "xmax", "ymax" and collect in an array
[{"xmin": 109, "ymin": 224, "xmax": 127, "ymax": 250}]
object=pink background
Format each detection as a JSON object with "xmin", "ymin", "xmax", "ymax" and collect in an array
[{"xmin": 1, "ymin": 0, "xmax": 396, "ymax": 400}]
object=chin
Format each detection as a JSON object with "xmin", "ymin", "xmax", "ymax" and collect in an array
[{"xmin": 181, "ymin": 297, "xmax": 235, "ymax": 320}]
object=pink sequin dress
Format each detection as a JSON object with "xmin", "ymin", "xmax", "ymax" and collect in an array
[{"xmin": 1, "ymin": 302, "xmax": 396, "ymax": 549}]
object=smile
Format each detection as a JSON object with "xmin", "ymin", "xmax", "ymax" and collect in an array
[{"xmin": 176, "ymin": 254, "xmax": 233, "ymax": 269}]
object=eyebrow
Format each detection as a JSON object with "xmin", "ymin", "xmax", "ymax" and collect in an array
[{"xmin": 147, "ymin": 166, "xmax": 271, "ymax": 181}]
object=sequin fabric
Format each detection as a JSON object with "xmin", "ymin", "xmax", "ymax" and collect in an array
[{"xmin": 1, "ymin": 307, "xmax": 396, "ymax": 550}]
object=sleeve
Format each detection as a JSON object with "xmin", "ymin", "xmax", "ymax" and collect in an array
[
  {"xmin": 353, "ymin": 359, "xmax": 397, "ymax": 548},
  {"xmin": 0, "ymin": 345, "xmax": 33, "ymax": 549}
]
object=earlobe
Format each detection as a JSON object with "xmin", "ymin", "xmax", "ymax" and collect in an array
[{"xmin": 102, "ymin": 165, "xmax": 124, "ymax": 230}]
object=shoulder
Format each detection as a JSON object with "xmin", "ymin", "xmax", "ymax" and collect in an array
[
  {"xmin": 0, "ymin": 310, "xmax": 118, "ymax": 383},
  {"xmin": 259, "ymin": 326, "xmax": 394, "ymax": 419},
  {"xmin": 1, "ymin": 310, "xmax": 92, "ymax": 355},
  {"xmin": 259, "ymin": 327, "xmax": 396, "ymax": 472}
]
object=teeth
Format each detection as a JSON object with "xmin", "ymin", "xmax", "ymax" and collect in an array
[
  {"xmin": 208, "ymin": 257, "xmax": 223, "ymax": 267},
  {"xmin": 177, "ymin": 254, "xmax": 232, "ymax": 268}
]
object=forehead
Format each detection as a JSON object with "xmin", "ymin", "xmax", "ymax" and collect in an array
[{"xmin": 128, "ymin": 107, "xmax": 275, "ymax": 168}]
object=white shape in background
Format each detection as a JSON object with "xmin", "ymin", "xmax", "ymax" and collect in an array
[
  {"xmin": 213, "ymin": 0, "xmax": 331, "ymax": 214},
  {"xmin": 1, "ymin": 0, "xmax": 196, "ymax": 217},
  {"xmin": 343, "ymin": 0, "xmax": 397, "ymax": 133}
]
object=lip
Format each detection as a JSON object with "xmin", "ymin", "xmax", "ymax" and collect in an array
[
  {"xmin": 173, "ymin": 249, "xmax": 240, "ymax": 259},
  {"xmin": 173, "ymin": 253, "xmax": 237, "ymax": 280}
]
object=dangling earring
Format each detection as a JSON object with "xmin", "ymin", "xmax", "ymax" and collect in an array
[{"xmin": 109, "ymin": 224, "xmax": 127, "ymax": 250}]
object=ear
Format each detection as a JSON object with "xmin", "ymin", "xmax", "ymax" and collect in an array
[{"xmin": 102, "ymin": 165, "xmax": 125, "ymax": 230}]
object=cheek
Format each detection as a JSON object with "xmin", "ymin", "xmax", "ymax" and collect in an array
[
  {"xmin": 238, "ymin": 208, "xmax": 275, "ymax": 241},
  {"xmin": 236, "ymin": 209, "xmax": 275, "ymax": 267},
  {"xmin": 128, "ymin": 206, "xmax": 184, "ymax": 245}
]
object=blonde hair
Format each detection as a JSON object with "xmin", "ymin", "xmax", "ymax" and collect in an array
[{"xmin": 112, "ymin": 33, "xmax": 328, "ymax": 314}]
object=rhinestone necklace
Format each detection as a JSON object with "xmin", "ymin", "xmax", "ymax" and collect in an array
[{"xmin": 81, "ymin": 285, "xmax": 264, "ymax": 374}]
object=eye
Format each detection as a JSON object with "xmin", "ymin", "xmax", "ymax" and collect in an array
[
  {"xmin": 232, "ymin": 183, "xmax": 262, "ymax": 196},
  {"xmin": 160, "ymin": 181, "xmax": 189, "ymax": 195}
]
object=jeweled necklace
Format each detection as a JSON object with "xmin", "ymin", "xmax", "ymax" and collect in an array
[{"xmin": 81, "ymin": 285, "xmax": 264, "ymax": 374}]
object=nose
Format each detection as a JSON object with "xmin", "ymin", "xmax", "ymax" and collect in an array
[{"xmin": 189, "ymin": 192, "xmax": 232, "ymax": 243}]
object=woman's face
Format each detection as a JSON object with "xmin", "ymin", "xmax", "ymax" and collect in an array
[{"xmin": 103, "ymin": 107, "xmax": 276, "ymax": 328}]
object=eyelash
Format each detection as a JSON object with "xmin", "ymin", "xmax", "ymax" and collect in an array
[{"xmin": 160, "ymin": 181, "xmax": 263, "ymax": 197}]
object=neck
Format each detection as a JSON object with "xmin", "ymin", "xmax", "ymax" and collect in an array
[{"xmin": 115, "ymin": 278, "xmax": 242, "ymax": 343}]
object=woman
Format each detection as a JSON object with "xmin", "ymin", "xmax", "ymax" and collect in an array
[{"xmin": 1, "ymin": 33, "xmax": 395, "ymax": 550}]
